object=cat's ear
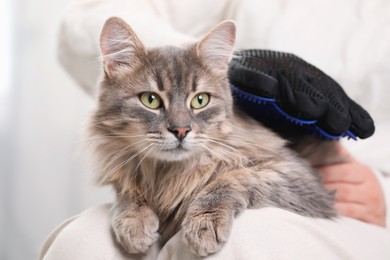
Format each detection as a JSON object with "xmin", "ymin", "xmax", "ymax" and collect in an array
[
  {"xmin": 99, "ymin": 17, "xmax": 145, "ymax": 77},
  {"xmin": 196, "ymin": 20, "xmax": 236, "ymax": 69}
]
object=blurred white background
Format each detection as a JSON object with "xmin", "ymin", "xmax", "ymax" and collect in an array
[{"xmin": 0, "ymin": 0, "xmax": 112, "ymax": 259}]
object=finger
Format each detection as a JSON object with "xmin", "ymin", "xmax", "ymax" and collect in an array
[
  {"xmin": 317, "ymin": 163, "xmax": 364, "ymax": 184},
  {"xmin": 334, "ymin": 202, "xmax": 367, "ymax": 220},
  {"xmin": 335, "ymin": 202, "xmax": 385, "ymax": 226},
  {"xmin": 323, "ymin": 183, "xmax": 364, "ymax": 204}
]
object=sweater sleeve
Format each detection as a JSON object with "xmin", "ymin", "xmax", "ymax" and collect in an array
[{"xmin": 57, "ymin": 0, "xmax": 196, "ymax": 96}]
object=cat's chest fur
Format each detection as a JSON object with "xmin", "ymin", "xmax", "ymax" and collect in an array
[{"xmin": 137, "ymin": 158, "xmax": 220, "ymax": 240}]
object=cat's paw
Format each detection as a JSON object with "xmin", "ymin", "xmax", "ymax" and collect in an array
[
  {"xmin": 181, "ymin": 209, "xmax": 233, "ymax": 256},
  {"xmin": 112, "ymin": 206, "xmax": 159, "ymax": 254}
]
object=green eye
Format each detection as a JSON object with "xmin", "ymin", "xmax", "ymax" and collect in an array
[
  {"xmin": 140, "ymin": 92, "xmax": 162, "ymax": 109},
  {"xmin": 191, "ymin": 93, "xmax": 210, "ymax": 109}
]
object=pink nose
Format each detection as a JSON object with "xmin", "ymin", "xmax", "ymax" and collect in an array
[{"xmin": 168, "ymin": 126, "xmax": 192, "ymax": 141}]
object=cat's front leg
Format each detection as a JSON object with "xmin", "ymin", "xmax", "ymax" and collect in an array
[
  {"xmin": 182, "ymin": 175, "xmax": 248, "ymax": 257},
  {"xmin": 111, "ymin": 192, "xmax": 160, "ymax": 254}
]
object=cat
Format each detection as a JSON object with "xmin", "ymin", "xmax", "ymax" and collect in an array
[{"xmin": 88, "ymin": 17, "xmax": 337, "ymax": 257}]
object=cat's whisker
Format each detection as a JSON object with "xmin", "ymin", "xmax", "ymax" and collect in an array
[
  {"xmin": 104, "ymin": 139, "xmax": 148, "ymax": 167},
  {"xmin": 224, "ymin": 123, "xmax": 281, "ymax": 150},
  {"xmin": 146, "ymin": 134, "xmax": 164, "ymax": 140},
  {"xmin": 133, "ymin": 145, "xmax": 157, "ymax": 177},
  {"xmin": 199, "ymin": 144, "xmax": 242, "ymax": 172},
  {"xmin": 198, "ymin": 136, "xmax": 241, "ymax": 154},
  {"xmin": 198, "ymin": 141, "xmax": 239, "ymax": 164},
  {"xmin": 84, "ymin": 134, "xmax": 147, "ymax": 141},
  {"xmin": 225, "ymin": 122, "xmax": 273, "ymax": 140},
  {"xmin": 202, "ymin": 135, "xmax": 279, "ymax": 155},
  {"xmin": 207, "ymin": 138, "xmax": 238, "ymax": 152},
  {"xmin": 198, "ymin": 136, "xmax": 256, "ymax": 167},
  {"xmin": 75, "ymin": 134, "xmax": 146, "ymax": 149},
  {"xmin": 202, "ymin": 143, "xmax": 255, "ymax": 173},
  {"xmin": 196, "ymin": 149, "xmax": 210, "ymax": 164},
  {"xmin": 224, "ymin": 122, "xmax": 253, "ymax": 133},
  {"xmin": 103, "ymin": 143, "xmax": 154, "ymax": 181},
  {"xmin": 198, "ymin": 143, "xmax": 226, "ymax": 163}
]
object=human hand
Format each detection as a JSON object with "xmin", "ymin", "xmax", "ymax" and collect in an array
[{"xmin": 317, "ymin": 145, "xmax": 386, "ymax": 227}]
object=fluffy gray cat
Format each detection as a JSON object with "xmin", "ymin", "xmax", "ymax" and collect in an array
[{"xmin": 89, "ymin": 17, "xmax": 337, "ymax": 257}]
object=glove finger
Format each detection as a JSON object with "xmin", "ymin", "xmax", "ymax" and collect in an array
[{"xmin": 347, "ymin": 98, "xmax": 375, "ymax": 138}]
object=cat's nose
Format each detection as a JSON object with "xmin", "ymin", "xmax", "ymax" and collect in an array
[{"xmin": 167, "ymin": 126, "xmax": 192, "ymax": 141}]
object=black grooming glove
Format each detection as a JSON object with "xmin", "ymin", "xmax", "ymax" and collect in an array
[{"xmin": 228, "ymin": 49, "xmax": 375, "ymax": 139}]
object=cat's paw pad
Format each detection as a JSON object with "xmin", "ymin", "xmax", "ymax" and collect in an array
[
  {"xmin": 182, "ymin": 211, "xmax": 233, "ymax": 256},
  {"xmin": 112, "ymin": 207, "xmax": 159, "ymax": 254}
]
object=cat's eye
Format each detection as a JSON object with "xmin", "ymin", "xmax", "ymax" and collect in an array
[
  {"xmin": 191, "ymin": 93, "xmax": 210, "ymax": 109},
  {"xmin": 139, "ymin": 92, "xmax": 162, "ymax": 109}
]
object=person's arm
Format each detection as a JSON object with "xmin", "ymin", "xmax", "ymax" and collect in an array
[
  {"xmin": 317, "ymin": 144, "xmax": 387, "ymax": 227},
  {"xmin": 58, "ymin": 0, "xmax": 195, "ymax": 96}
]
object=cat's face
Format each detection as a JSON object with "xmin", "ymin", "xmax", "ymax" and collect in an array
[{"xmin": 92, "ymin": 17, "xmax": 236, "ymax": 161}]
